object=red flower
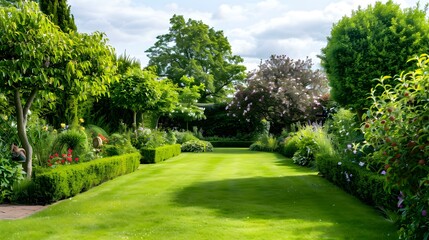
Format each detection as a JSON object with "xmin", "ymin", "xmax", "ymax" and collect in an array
[
  {"xmin": 74, "ymin": 158, "xmax": 79, "ymax": 162},
  {"xmin": 49, "ymin": 155, "xmax": 54, "ymax": 159},
  {"xmin": 61, "ymin": 160, "xmax": 65, "ymax": 164},
  {"xmin": 67, "ymin": 157, "xmax": 72, "ymax": 162},
  {"xmin": 48, "ymin": 163, "xmax": 52, "ymax": 167},
  {"xmin": 54, "ymin": 153, "xmax": 59, "ymax": 157},
  {"xmin": 68, "ymin": 148, "xmax": 73, "ymax": 153}
]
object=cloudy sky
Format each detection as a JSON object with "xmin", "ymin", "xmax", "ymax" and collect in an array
[{"xmin": 68, "ymin": 0, "xmax": 420, "ymax": 71}]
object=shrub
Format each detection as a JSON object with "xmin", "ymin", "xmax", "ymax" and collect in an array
[
  {"xmin": 145, "ymin": 129, "xmax": 167, "ymax": 148},
  {"xmin": 0, "ymin": 158, "xmax": 25, "ymax": 203},
  {"xmin": 181, "ymin": 140, "xmax": 213, "ymax": 153},
  {"xmin": 27, "ymin": 152, "xmax": 141, "ymax": 204},
  {"xmin": 175, "ymin": 131, "xmax": 199, "ymax": 144},
  {"xmin": 140, "ymin": 144, "xmax": 181, "ymax": 163},
  {"xmin": 51, "ymin": 129, "xmax": 89, "ymax": 161},
  {"xmin": 249, "ymin": 134, "xmax": 278, "ymax": 152},
  {"xmin": 279, "ymin": 136, "xmax": 299, "ymax": 158},
  {"xmin": 102, "ymin": 133, "xmax": 137, "ymax": 157},
  {"xmin": 325, "ymin": 108, "xmax": 364, "ymax": 152},
  {"xmin": 280, "ymin": 124, "xmax": 333, "ymax": 167},
  {"xmin": 363, "ymin": 55, "xmax": 429, "ymax": 239}
]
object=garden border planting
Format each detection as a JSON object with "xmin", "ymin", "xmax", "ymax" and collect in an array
[{"xmin": 30, "ymin": 152, "xmax": 141, "ymax": 204}]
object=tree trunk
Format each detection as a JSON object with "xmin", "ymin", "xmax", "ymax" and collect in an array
[
  {"xmin": 133, "ymin": 111, "xmax": 137, "ymax": 131},
  {"xmin": 140, "ymin": 112, "xmax": 145, "ymax": 129},
  {"xmin": 14, "ymin": 88, "xmax": 38, "ymax": 178}
]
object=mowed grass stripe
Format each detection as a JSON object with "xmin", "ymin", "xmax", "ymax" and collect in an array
[{"xmin": 0, "ymin": 148, "xmax": 396, "ymax": 240}]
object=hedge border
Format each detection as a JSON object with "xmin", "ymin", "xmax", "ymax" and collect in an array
[
  {"xmin": 140, "ymin": 144, "xmax": 181, "ymax": 164},
  {"xmin": 31, "ymin": 152, "xmax": 141, "ymax": 204},
  {"xmin": 316, "ymin": 153, "xmax": 397, "ymax": 211},
  {"xmin": 210, "ymin": 141, "xmax": 253, "ymax": 148}
]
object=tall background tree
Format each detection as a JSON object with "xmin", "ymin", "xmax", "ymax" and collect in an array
[
  {"xmin": 38, "ymin": 0, "xmax": 76, "ymax": 33},
  {"xmin": 0, "ymin": 2, "xmax": 116, "ymax": 177},
  {"xmin": 320, "ymin": 0, "xmax": 429, "ymax": 118},
  {"xmin": 227, "ymin": 55, "xmax": 328, "ymax": 134},
  {"xmin": 146, "ymin": 14, "xmax": 246, "ymax": 103}
]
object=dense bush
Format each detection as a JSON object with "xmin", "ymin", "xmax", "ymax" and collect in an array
[
  {"xmin": 102, "ymin": 133, "xmax": 137, "ymax": 157},
  {"xmin": 27, "ymin": 152, "xmax": 141, "ymax": 204},
  {"xmin": 249, "ymin": 134, "xmax": 278, "ymax": 152},
  {"xmin": 51, "ymin": 129, "xmax": 89, "ymax": 161},
  {"xmin": 140, "ymin": 144, "xmax": 181, "ymax": 163},
  {"xmin": 175, "ymin": 131, "xmax": 199, "ymax": 144},
  {"xmin": 279, "ymin": 124, "xmax": 333, "ymax": 167},
  {"xmin": 0, "ymin": 158, "xmax": 25, "ymax": 203},
  {"xmin": 316, "ymin": 152, "xmax": 397, "ymax": 212},
  {"xmin": 181, "ymin": 140, "xmax": 213, "ymax": 153},
  {"xmin": 364, "ymin": 55, "xmax": 429, "ymax": 239},
  {"xmin": 278, "ymin": 136, "xmax": 299, "ymax": 158}
]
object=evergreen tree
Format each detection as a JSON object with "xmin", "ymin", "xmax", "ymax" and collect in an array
[{"xmin": 39, "ymin": 0, "xmax": 76, "ymax": 33}]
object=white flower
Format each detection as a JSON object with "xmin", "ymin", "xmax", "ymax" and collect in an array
[
  {"xmin": 359, "ymin": 161, "xmax": 365, "ymax": 167},
  {"xmin": 347, "ymin": 144, "xmax": 352, "ymax": 149},
  {"xmin": 338, "ymin": 162, "xmax": 342, "ymax": 166}
]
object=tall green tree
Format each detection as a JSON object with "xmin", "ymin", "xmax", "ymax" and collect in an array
[
  {"xmin": 320, "ymin": 1, "xmax": 429, "ymax": 117},
  {"xmin": 39, "ymin": 0, "xmax": 76, "ymax": 33},
  {"xmin": 146, "ymin": 14, "xmax": 246, "ymax": 103},
  {"xmin": 111, "ymin": 66, "xmax": 160, "ymax": 129},
  {"xmin": 0, "ymin": 2, "xmax": 116, "ymax": 177}
]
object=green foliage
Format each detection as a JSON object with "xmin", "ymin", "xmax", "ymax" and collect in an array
[
  {"xmin": 249, "ymin": 134, "xmax": 278, "ymax": 152},
  {"xmin": 140, "ymin": 144, "xmax": 181, "ymax": 164},
  {"xmin": 320, "ymin": 1, "xmax": 429, "ymax": 114},
  {"xmin": 145, "ymin": 130, "xmax": 167, "ymax": 149},
  {"xmin": 39, "ymin": 0, "xmax": 77, "ymax": 33},
  {"xmin": 165, "ymin": 130, "xmax": 177, "ymax": 145},
  {"xmin": 279, "ymin": 137, "xmax": 299, "ymax": 158},
  {"xmin": 51, "ymin": 130, "xmax": 88, "ymax": 160},
  {"xmin": 363, "ymin": 54, "xmax": 429, "ymax": 239},
  {"xmin": 0, "ymin": 2, "xmax": 117, "ymax": 177},
  {"xmin": 175, "ymin": 131, "xmax": 199, "ymax": 144},
  {"xmin": 27, "ymin": 153, "xmax": 140, "ymax": 204},
  {"xmin": 146, "ymin": 14, "xmax": 246, "ymax": 102},
  {"xmin": 0, "ymin": 158, "xmax": 25, "ymax": 203},
  {"xmin": 316, "ymin": 152, "xmax": 397, "ymax": 212},
  {"xmin": 280, "ymin": 124, "xmax": 333, "ymax": 167},
  {"xmin": 228, "ymin": 55, "xmax": 328, "ymax": 133},
  {"xmin": 181, "ymin": 140, "xmax": 213, "ymax": 153},
  {"xmin": 325, "ymin": 108, "xmax": 364, "ymax": 151},
  {"xmin": 101, "ymin": 133, "xmax": 137, "ymax": 157},
  {"xmin": 111, "ymin": 67, "xmax": 160, "ymax": 127}
]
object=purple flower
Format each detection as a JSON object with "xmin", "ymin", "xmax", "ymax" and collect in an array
[
  {"xmin": 422, "ymin": 210, "xmax": 427, "ymax": 217},
  {"xmin": 381, "ymin": 170, "xmax": 386, "ymax": 175}
]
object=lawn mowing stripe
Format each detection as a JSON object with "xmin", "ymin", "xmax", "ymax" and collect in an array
[{"xmin": 0, "ymin": 148, "xmax": 397, "ymax": 240}]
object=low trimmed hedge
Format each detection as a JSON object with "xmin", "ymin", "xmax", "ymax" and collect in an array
[
  {"xmin": 31, "ymin": 152, "xmax": 141, "ymax": 204},
  {"xmin": 316, "ymin": 153, "xmax": 397, "ymax": 211},
  {"xmin": 140, "ymin": 144, "xmax": 181, "ymax": 164},
  {"xmin": 210, "ymin": 141, "xmax": 253, "ymax": 148}
]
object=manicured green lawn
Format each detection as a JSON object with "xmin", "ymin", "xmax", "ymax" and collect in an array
[{"xmin": 0, "ymin": 148, "xmax": 397, "ymax": 239}]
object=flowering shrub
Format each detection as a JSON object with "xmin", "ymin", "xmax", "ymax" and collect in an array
[
  {"xmin": 47, "ymin": 148, "xmax": 79, "ymax": 168},
  {"xmin": 363, "ymin": 54, "xmax": 429, "ymax": 239}
]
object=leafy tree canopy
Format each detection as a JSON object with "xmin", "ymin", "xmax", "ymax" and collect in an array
[
  {"xmin": 146, "ymin": 14, "xmax": 246, "ymax": 103},
  {"xmin": 0, "ymin": 2, "xmax": 116, "ymax": 176},
  {"xmin": 227, "ymin": 55, "xmax": 328, "ymax": 133},
  {"xmin": 320, "ymin": 0, "xmax": 429, "ymax": 116}
]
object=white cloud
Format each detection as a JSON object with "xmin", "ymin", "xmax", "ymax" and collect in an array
[{"xmin": 68, "ymin": 0, "xmax": 421, "ymax": 71}]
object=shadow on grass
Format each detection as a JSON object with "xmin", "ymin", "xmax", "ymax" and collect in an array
[{"xmin": 174, "ymin": 175, "xmax": 397, "ymax": 239}]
